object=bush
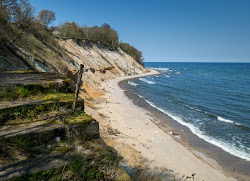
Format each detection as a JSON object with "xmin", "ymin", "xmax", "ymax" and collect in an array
[
  {"xmin": 58, "ymin": 22, "xmax": 119, "ymax": 50},
  {"xmin": 119, "ymin": 42, "xmax": 144, "ymax": 65},
  {"xmin": 1, "ymin": 0, "xmax": 144, "ymax": 66}
]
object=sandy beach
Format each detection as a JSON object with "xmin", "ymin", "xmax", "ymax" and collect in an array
[{"xmin": 85, "ymin": 71, "xmax": 237, "ymax": 181}]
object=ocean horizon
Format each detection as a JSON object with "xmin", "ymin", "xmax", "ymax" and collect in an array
[{"xmin": 125, "ymin": 62, "xmax": 250, "ymax": 161}]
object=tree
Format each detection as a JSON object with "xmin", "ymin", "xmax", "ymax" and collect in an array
[
  {"xmin": 11, "ymin": 0, "xmax": 34, "ymax": 29},
  {"xmin": 119, "ymin": 42, "xmax": 144, "ymax": 65},
  {"xmin": 101, "ymin": 23, "xmax": 111, "ymax": 30},
  {"xmin": 38, "ymin": 9, "xmax": 55, "ymax": 27},
  {"xmin": 0, "ymin": 0, "xmax": 34, "ymax": 28},
  {"xmin": 0, "ymin": 0, "xmax": 17, "ymax": 11}
]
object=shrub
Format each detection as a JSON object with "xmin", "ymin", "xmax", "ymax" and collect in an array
[
  {"xmin": 119, "ymin": 42, "xmax": 144, "ymax": 65},
  {"xmin": 58, "ymin": 22, "xmax": 119, "ymax": 50}
]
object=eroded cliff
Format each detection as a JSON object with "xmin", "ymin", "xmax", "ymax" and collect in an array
[{"xmin": 0, "ymin": 29, "xmax": 148, "ymax": 100}]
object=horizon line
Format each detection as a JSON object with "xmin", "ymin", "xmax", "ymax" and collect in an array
[{"xmin": 144, "ymin": 61, "xmax": 250, "ymax": 63}]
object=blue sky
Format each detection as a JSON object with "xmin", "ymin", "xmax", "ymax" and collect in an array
[{"xmin": 30, "ymin": 0, "xmax": 250, "ymax": 62}]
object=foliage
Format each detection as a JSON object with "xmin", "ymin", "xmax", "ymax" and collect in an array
[
  {"xmin": 13, "ymin": 145, "xmax": 126, "ymax": 181},
  {"xmin": 119, "ymin": 42, "xmax": 144, "ymax": 65},
  {"xmin": 1, "ymin": 0, "xmax": 34, "ymax": 30},
  {"xmin": 38, "ymin": 10, "xmax": 56, "ymax": 27},
  {"xmin": 58, "ymin": 22, "xmax": 85, "ymax": 39},
  {"xmin": 0, "ymin": 86, "xmax": 30, "ymax": 101},
  {"xmin": 0, "ymin": 83, "xmax": 73, "ymax": 101},
  {"xmin": 58, "ymin": 22, "xmax": 119, "ymax": 50},
  {"xmin": 0, "ymin": 0, "xmax": 144, "ymax": 66},
  {"xmin": 101, "ymin": 23, "xmax": 111, "ymax": 29},
  {"xmin": 20, "ymin": 170, "xmax": 61, "ymax": 181},
  {"xmin": 69, "ymin": 154, "xmax": 86, "ymax": 173}
]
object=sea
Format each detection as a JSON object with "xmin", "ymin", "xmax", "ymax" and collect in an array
[{"xmin": 126, "ymin": 62, "xmax": 250, "ymax": 161}]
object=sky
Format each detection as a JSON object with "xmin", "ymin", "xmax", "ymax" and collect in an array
[{"xmin": 30, "ymin": 0, "xmax": 250, "ymax": 62}]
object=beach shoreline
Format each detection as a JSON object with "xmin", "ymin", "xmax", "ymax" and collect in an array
[
  {"xmin": 120, "ymin": 77, "xmax": 250, "ymax": 180},
  {"xmin": 85, "ymin": 70, "xmax": 246, "ymax": 180}
]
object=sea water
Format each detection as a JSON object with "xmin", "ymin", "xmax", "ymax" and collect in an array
[{"xmin": 127, "ymin": 62, "xmax": 250, "ymax": 161}]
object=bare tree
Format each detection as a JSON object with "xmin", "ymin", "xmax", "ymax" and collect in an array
[
  {"xmin": 38, "ymin": 9, "xmax": 55, "ymax": 27},
  {"xmin": 0, "ymin": 0, "xmax": 17, "ymax": 11},
  {"xmin": 1, "ymin": 0, "xmax": 34, "ymax": 29},
  {"xmin": 14, "ymin": 0, "xmax": 33, "ymax": 28}
]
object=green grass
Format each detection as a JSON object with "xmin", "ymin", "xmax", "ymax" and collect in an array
[
  {"xmin": 69, "ymin": 154, "xmax": 86, "ymax": 173},
  {"xmin": 1, "ymin": 130, "xmax": 65, "ymax": 151},
  {"xmin": 0, "ymin": 83, "xmax": 74, "ymax": 102},
  {"xmin": 12, "ymin": 169, "xmax": 62, "ymax": 181},
  {"xmin": 0, "ymin": 93, "xmax": 80, "ymax": 124},
  {"xmin": 65, "ymin": 112, "xmax": 94, "ymax": 125},
  {"xmin": 5, "ymin": 71, "xmax": 38, "ymax": 74},
  {"xmin": 0, "ymin": 99, "xmax": 87, "ymax": 126},
  {"xmin": 0, "ymin": 129, "xmax": 66, "ymax": 164},
  {"xmin": 12, "ymin": 140, "xmax": 130, "ymax": 181}
]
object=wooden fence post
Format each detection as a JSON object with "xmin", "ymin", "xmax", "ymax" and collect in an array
[{"xmin": 72, "ymin": 64, "xmax": 84, "ymax": 112}]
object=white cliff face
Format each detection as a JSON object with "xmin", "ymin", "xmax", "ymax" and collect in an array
[
  {"xmin": 57, "ymin": 39, "xmax": 148, "ymax": 92},
  {"xmin": 58, "ymin": 39, "xmax": 147, "ymax": 75}
]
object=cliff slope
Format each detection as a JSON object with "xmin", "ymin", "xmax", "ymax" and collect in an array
[
  {"xmin": 57, "ymin": 39, "xmax": 148, "ymax": 100},
  {"xmin": 0, "ymin": 26, "xmax": 148, "ymax": 99}
]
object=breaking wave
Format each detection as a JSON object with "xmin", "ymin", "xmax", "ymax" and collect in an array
[
  {"xmin": 139, "ymin": 78, "xmax": 156, "ymax": 84},
  {"xmin": 128, "ymin": 81, "xmax": 139, "ymax": 86},
  {"xmin": 139, "ymin": 97, "xmax": 250, "ymax": 161},
  {"xmin": 217, "ymin": 116, "xmax": 234, "ymax": 124}
]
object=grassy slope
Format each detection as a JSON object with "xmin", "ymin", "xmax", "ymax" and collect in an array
[{"xmin": 0, "ymin": 82, "xmax": 131, "ymax": 180}]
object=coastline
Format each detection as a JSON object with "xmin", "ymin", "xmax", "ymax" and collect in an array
[
  {"xmin": 120, "ymin": 77, "xmax": 250, "ymax": 180},
  {"xmin": 85, "ymin": 70, "xmax": 240, "ymax": 180}
]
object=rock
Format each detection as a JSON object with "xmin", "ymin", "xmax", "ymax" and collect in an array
[{"xmin": 55, "ymin": 137, "xmax": 61, "ymax": 142}]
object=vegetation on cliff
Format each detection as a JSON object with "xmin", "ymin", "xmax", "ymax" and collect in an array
[
  {"xmin": 119, "ymin": 42, "xmax": 144, "ymax": 66},
  {"xmin": 56, "ymin": 22, "xmax": 144, "ymax": 65},
  {"xmin": 0, "ymin": 0, "xmax": 144, "ymax": 66},
  {"xmin": 57, "ymin": 22, "xmax": 119, "ymax": 51}
]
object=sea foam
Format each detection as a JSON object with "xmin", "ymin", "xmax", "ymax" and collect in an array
[
  {"xmin": 128, "ymin": 81, "xmax": 139, "ymax": 86},
  {"xmin": 217, "ymin": 116, "xmax": 234, "ymax": 124},
  {"xmin": 139, "ymin": 78, "xmax": 156, "ymax": 84},
  {"xmin": 150, "ymin": 67, "xmax": 170, "ymax": 72},
  {"xmin": 139, "ymin": 97, "xmax": 250, "ymax": 161}
]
